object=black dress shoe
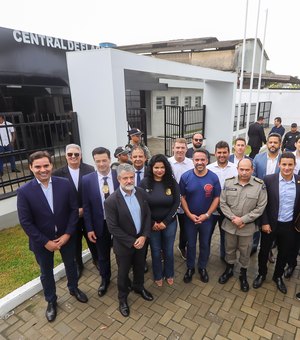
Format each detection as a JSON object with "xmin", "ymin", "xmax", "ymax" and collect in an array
[
  {"xmin": 119, "ymin": 301, "xmax": 130, "ymax": 317},
  {"xmin": 98, "ymin": 279, "xmax": 110, "ymax": 297},
  {"xmin": 183, "ymin": 268, "xmax": 195, "ymax": 283},
  {"xmin": 239, "ymin": 275, "xmax": 249, "ymax": 292},
  {"xmin": 199, "ymin": 268, "xmax": 209, "ymax": 283},
  {"xmin": 45, "ymin": 302, "xmax": 57, "ymax": 322},
  {"xmin": 70, "ymin": 288, "xmax": 88, "ymax": 303},
  {"xmin": 273, "ymin": 277, "xmax": 287, "ymax": 294},
  {"xmin": 253, "ymin": 275, "xmax": 265, "ymax": 289},
  {"xmin": 144, "ymin": 262, "xmax": 149, "ymax": 273},
  {"xmin": 134, "ymin": 288, "xmax": 154, "ymax": 301},
  {"xmin": 284, "ymin": 266, "xmax": 295, "ymax": 279},
  {"xmin": 218, "ymin": 267, "xmax": 234, "ymax": 284}
]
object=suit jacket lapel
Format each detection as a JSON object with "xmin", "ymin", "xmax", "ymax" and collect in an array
[
  {"xmin": 116, "ymin": 189, "xmax": 137, "ymax": 233},
  {"xmin": 33, "ymin": 179, "xmax": 54, "ymax": 215}
]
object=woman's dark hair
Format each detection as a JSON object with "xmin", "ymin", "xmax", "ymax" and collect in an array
[{"xmin": 146, "ymin": 154, "xmax": 175, "ymax": 191}]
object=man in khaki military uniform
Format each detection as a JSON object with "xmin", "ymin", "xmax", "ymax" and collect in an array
[{"xmin": 218, "ymin": 159, "xmax": 267, "ymax": 292}]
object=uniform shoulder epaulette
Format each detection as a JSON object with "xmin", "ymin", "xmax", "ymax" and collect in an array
[
  {"xmin": 225, "ymin": 176, "xmax": 235, "ymax": 181},
  {"xmin": 253, "ymin": 177, "xmax": 263, "ymax": 184}
]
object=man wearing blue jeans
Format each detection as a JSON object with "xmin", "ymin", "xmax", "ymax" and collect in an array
[
  {"xmin": 180, "ymin": 149, "xmax": 221, "ymax": 283},
  {"xmin": 0, "ymin": 114, "xmax": 20, "ymax": 176}
]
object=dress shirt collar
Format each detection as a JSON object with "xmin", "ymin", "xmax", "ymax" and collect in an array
[
  {"xmin": 97, "ymin": 169, "xmax": 112, "ymax": 180},
  {"xmin": 120, "ymin": 186, "xmax": 136, "ymax": 197},
  {"xmin": 279, "ymin": 173, "xmax": 295, "ymax": 183},
  {"xmin": 36, "ymin": 177, "xmax": 52, "ymax": 188}
]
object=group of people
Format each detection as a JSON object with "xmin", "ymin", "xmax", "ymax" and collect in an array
[{"xmin": 16, "ymin": 124, "xmax": 300, "ymax": 323}]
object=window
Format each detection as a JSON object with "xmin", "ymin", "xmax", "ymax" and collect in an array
[
  {"xmin": 195, "ymin": 96, "xmax": 202, "ymax": 107},
  {"xmin": 170, "ymin": 96, "xmax": 179, "ymax": 106},
  {"xmin": 156, "ymin": 96, "xmax": 165, "ymax": 110},
  {"xmin": 184, "ymin": 96, "xmax": 191, "ymax": 108}
]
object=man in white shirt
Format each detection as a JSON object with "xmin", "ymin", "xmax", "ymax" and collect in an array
[
  {"xmin": 131, "ymin": 146, "xmax": 148, "ymax": 186},
  {"xmin": 207, "ymin": 141, "xmax": 238, "ymax": 261},
  {"xmin": 168, "ymin": 138, "xmax": 194, "ymax": 260},
  {"xmin": 0, "ymin": 114, "xmax": 20, "ymax": 176},
  {"xmin": 229, "ymin": 137, "xmax": 252, "ymax": 164},
  {"xmin": 53, "ymin": 144, "xmax": 97, "ymax": 278}
]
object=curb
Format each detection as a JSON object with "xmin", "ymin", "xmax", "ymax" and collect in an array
[{"xmin": 0, "ymin": 250, "xmax": 91, "ymax": 318}]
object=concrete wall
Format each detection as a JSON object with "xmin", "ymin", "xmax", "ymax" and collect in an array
[{"xmin": 237, "ymin": 89, "xmax": 300, "ymax": 125}]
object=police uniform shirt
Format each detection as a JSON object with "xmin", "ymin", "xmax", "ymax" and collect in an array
[{"xmin": 220, "ymin": 176, "xmax": 267, "ymax": 236}]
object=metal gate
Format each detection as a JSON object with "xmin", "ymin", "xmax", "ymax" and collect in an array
[
  {"xmin": 164, "ymin": 105, "xmax": 206, "ymax": 156},
  {"xmin": 0, "ymin": 111, "xmax": 80, "ymax": 199},
  {"xmin": 126, "ymin": 108, "xmax": 147, "ymax": 145}
]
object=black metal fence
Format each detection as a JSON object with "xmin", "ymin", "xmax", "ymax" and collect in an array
[
  {"xmin": 126, "ymin": 108, "xmax": 148, "ymax": 145},
  {"xmin": 233, "ymin": 101, "xmax": 272, "ymax": 131},
  {"xmin": 164, "ymin": 105, "xmax": 206, "ymax": 157},
  {"xmin": 0, "ymin": 112, "xmax": 80, "ymax": 200}
]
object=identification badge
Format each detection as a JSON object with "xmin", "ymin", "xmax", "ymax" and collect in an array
[
  {"xmin": 102, "ymin": 185, "xmax": 109, "ymax": 194},
  {"xmin": 166, "ymin": 188, "xmax": 172, "ymax": 195}
]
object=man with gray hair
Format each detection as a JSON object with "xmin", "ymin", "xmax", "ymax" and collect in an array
[
  {"xmin": 53, "ymin": 144, "xmax": 97, "ymax": 278},
  {"xmin": 105, "ymin": 163, "xmax": 153, "ymax": 317}
]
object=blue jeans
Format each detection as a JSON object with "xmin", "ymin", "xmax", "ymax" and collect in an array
[
  {"xmin": 150, "ymin": 219, "xmax": 177, "ymax": 280},
  {"xmin": 0, "ymin": 144, "xmax": 16, "ymax": 173},
  {"xmin": 185, "ymin": 217, "xmax": 214, "ymax": 269}
]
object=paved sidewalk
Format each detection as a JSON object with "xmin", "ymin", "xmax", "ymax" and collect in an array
[{"xmin": 1, "ymin": 229, "xmax": 300, "ymax": 339}]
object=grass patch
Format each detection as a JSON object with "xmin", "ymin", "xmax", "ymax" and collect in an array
[{"xmin": 0, "ymin": 225, "xmax": 87, "ymax": 298}]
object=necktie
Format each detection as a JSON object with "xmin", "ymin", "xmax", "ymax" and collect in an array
[
  {"xmin": 136, "ymin": 171, "xmax": 141, "ymax": 186},
  {"xmin": 102, "ymin": 176, "xmax": 110, "ymax": 199}
]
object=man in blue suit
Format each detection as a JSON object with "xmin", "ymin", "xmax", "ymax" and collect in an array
[
  {"xmin": 251, "ymin": 133, "xmax": 281, "ymax": 257},
  {"xmin": 17, "ymin": 151, "xmax": 88, "ymax": 322},
  {"xmin": 82, "ymin": 147, "xmax": 119, "ymax": 297}
]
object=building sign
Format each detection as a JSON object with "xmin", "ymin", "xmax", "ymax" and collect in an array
[
  {"xmin": 0, "ymin": 26, "xmax": 99, "ymax": 87},
  {"xmin": 12, "ymin": 30, "xmax": 98, "ymax": 52}
]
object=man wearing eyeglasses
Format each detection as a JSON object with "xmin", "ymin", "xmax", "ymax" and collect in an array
[
  {"xmin": 53, "ymin": 144, "xmax": 97, "ymax": 279},
  {"xmin": 186, "ymin": 133, "xmax": 210, "ymax": 163}
]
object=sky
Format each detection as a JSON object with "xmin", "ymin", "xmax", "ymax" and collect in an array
[{"xmin": 0, "ymin": 0, "xmax": 299, "ymax": 77}]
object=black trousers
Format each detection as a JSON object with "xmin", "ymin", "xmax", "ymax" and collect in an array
[
  {"xmin": 95, "ymin": 220, "xmax": 112, "ymax": 280},
  {"xmin": 249, "ymin": 146, "xmax": 260, "ymax": 159},
  {"xmin": 177, "ymin": 213, "xmax": 187, "ymax": 250},
  {"xmin": 115, "ymin": 246, "xmax": 146, "ymax": 302},
  {"xmin": 258, "ymin": 221, "xmax": 297, "ymax": 278},
  {"xmin": 34, "ymin": 235, "xmax": 77, "ymax": 303},
  {"xmin": 76, "ymin": 218, "xmax": 98, "ymax": 266}
]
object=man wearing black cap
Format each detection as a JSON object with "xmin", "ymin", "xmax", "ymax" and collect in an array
[
  {"xmin": 126, "ymin": 128, "xmax": 151, "ymax": 160},
  {"xmin": 111, "ymin": 146, "xmax": 132, "ymax": 170},
  {"xmin": 282, "ymin": 123, "xmax": 300, "ymax": 152}
]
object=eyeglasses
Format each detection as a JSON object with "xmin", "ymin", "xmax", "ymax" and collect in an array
[
  {"xmin": 194, "ymin": 139, "xmax": 203, "ymax": 142},
  {"xmin": 67, "ymin": 153, "xmax": 80, "ymax": 157}
]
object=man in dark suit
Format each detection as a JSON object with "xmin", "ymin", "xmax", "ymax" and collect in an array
[
  {"xmin": 253, "ymin": 152, "xmax": 300, "ymax": 294},
  {"xmin": 82, "ymin": 147, "xmax": 119, "ymax": 297},
  {"xmin": 52, "ymin": 144, "xmax": 97, "ymax": 278},
  {"xmin": 248, "ymin": 116, "xmax": 267, "ymax": 159},
  {"xmin": 105, "ymin": 163, "xmax": 153, "ymax": 317},
  {"xmin": 17, "ymin": 151, "xmax": 88, "ymax": 322}
]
